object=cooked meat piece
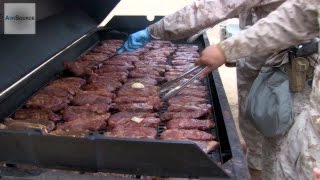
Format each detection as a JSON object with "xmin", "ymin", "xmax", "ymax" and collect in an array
[
  {"xmin": 126, "ymin": 78, "xmax": 158, "ymax": 85},
  {"xmin": 4, "ymin": 118, "xmax": 55, "ymax": 133},
  {"xmin": 105, "ymin": 126, "xmax": 157, "ymax": 139},
  {"xmin": 95, "ymin": 65, "xmax": 129, "ymax": 74},
  {"xmin": 117, "ymin": 84, "xmax": 159, "ymax": 97},
  {"xmin": 160, "ymin": 111, "xmax": 210, "ymax": 121},
  {"xmin": 49, "ymin": 77, "xmax": 86, "ymax": 95},
  {"xmin": 171, "ymin": 60, "xmax": 193, "ymax": 66},
  {"xmin": 168, "ymin": 96, "xmax": 208, "ymax": 105},
  {"xmin": 104, "ymin": 60, "xmax": 133, "ymax": 67},
  {"xmin": 108, "ymin": 112, "xmax": 160, "ymax": 128},
  {"xmin": 109, "ymin": 55, "xmax": 140, "ymax": 63},
  {"xmin": 0, "ymin": 124, "xmax": 6, "ymax": 129},
  {"xmin": 72, "ymin": 92, "xmax": 112, "ymax": 105},
  {"xmin": 63, "ymin": 104, "xmax": 110, "ymax": 121},
  {"xmin": 64, "ymin": 60, "xmax": 97, "ymax": 76},
  {"xmin": 49, "ymin": 129, "xmax": 87, "ymax": 137},
  {"xmin": 129, "ymin": 71, "xmax": 160, "ymax": 79},
  {"xmin": 83, "ymin": 81, "xmax": 122, "ymax": 92},
  {"xmin": 130, "ymin": 68, "xmax": 161, "ymax": 76},
  {"xmin": 166, "ymin": 118, "xmax": 214, "ymax": 130},
  {"xmin": 75, "ymin": 89, "xmax": 115, "ymax": 98},
  {"xmin": 193, "ymin": 140, "xmax": 219, "ymax": 153},
  {"xmin": 112, "ymin": 102, "xmax": 155, "ymax": 112},
  {"xmin": 88, "ymin": 72, "xmax": 128, "ymax": 83},
  {"xmin": 113, "ymin": 96, "xmax": 161, "ymax": 104},
  {"xmin": 81, "ymin": 53, "xmax": 108, "ymax": 62},
  {"xmin": 14, "ymin": 108, "xmax": 62, "ymax": 122},
  {"xmin": 26, "ymin": 94, "xmax": 69, "ymax": 112},
  {"xmin": 58, "ymin": 114, "xmax": 109, "ymax": 131},
  {"xmin": 168, "ymin": 104, "xmax": 211, "ymax": 112},
  {"xmin": 160, "ymin": 129, "xmax": 214, "ymax": 141},
  {"xmin": 39, "ymin": 86, "xmax": 73, "ymax": 100},
  {"xmin": 178, "ymin": 88, "xmax": 208, "ymax": 98},
  {"xmin": 134, "ymin": 62, "xmax": 170, "ymax": 71}
]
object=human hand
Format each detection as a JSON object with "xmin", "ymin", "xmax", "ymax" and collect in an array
[
  {"xmin": 117, "ymin": 28, "xmax": 152, "ymax": 54},
  {"xmin": 314, "ymin": 168, "xmax": 320, "ymax": 180},
  {"xmin": 195, "ymin": 44, "xmax": 226, "ymax": 78}
]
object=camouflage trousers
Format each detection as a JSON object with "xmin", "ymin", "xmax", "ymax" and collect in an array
[{"xmin": 237, "ymin": 54, "xmax": 320, "ymax": 179}]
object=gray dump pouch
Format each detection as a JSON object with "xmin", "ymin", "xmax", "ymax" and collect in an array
[{"xmin": 245, "ymin": 67, "xmax": 293, "ymax": 137}]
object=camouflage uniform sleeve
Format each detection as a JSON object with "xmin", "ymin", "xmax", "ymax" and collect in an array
[
  {"xmin": 220, "ymin": 0, "xmax": 319, "ymax": 63},
  {"xmin": 147, "ymin": 0, "xmax": 261, "ymax": 40}
]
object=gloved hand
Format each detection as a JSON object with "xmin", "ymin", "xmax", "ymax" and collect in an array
[{"xmin": 117, "ymin": 28, "xmax": 152, "ymax": 54}]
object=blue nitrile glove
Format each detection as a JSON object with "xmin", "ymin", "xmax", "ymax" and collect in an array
[{"xmin": 117, "ymin": 28, "xmax": 152, "ymax": 54}]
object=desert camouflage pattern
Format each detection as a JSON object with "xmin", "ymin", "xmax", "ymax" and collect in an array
[
  {"xmin": 148, "ymin": 0, "xmax": 285, "ymax": 40},
  {"xmin": 148, "ymin": 0, "xmax": 286, "ymax": 171},
  {"xmin": 220, "ymin": 0, "xmax": 320, "ymax": 179}
]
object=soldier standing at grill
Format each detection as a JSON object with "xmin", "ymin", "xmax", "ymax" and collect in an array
[
  {"xmin": 117, "ymin": 0, "xmax": 289, "ymax": 178},
  {"xmin": 195, "ymin": 0, "xmax": 320, "ymax": 179}
]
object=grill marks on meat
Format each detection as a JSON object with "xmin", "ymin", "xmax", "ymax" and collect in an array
[
  {"xmin": 49, "ymin": 77, "xmax": 86, "ymax": 95},
  {"xmin": 63, "ymin": 104, "xmax": 110, "ymax": 121},
  {"xmin": 161, "ymin": 111, "xmax": 209, "ymax": 121},
  {"xmin": 160, "ymin": 129, "xmax": 214, "ymax": 141},
  {"xmin": 168, "ymin": 103, "xmax": 211, "ymax": 113},
  {"xmin": 89, "ymin": 72, "xmax": 128, "ymax": 83},
  {"xmin": 168, "ymin": 96, "xmax": 208, "ymax": 105},
  {"xmin": 105, "ymin": 126, "xmax": 157, "ymax": 139},
  {"xmin": 26, "ymin": 94, "xmax": 69, "ymax": 112},
  {"xmin": 166, "ymin": 118, "xmax": 214, "ymax": 130},
  {"xmin": 83, "ymin": 81, "xmax": 122, "ymax": 92},
  {"xmin": 58, "ymin": 115, "xmax": 108, "ymax": 131},
  {"xmin": 39, "ymin": 86, "xmax": 73, "ymax": 100},
  {"xmin": 14, "ymin": 108, "xmax": 62, "ymax": 122},
  {"xmin": 108, "ymin": 112, "xmax": 160, "ymax": 128},
  {"xmin": 117, "ymin": 83, "xmax": 159, "ymax": 97},
  {"xmin": 72, "ymin": 92, "xmax": 112, "ymax": 106}
]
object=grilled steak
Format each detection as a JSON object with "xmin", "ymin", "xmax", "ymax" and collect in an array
[
  {"xmin": 49, "ymin": 77, "xmax": 86, "ymax": 95},
  {"xmin": 89, "ymin": 72, "xmax": 128, "ymax": 83},
  {"xmin": 117, "ymin": 84, "xmax": 159, "ymax": 97},
  {"xmin": 64, "ymin": 60, "xmax": 97, "ymax": 76},
  {"xmin": 95, "ymin": 65, "xmax": 130, "ymax": 74},
  {"xmin": 72, "ymin": 93, "xmax": 112, "ymax": 106},
  {"xmin": 58, "ymin": 114, "xmax": 109, "ymax": 131},
  {"xmin": 166, "ymin": 118, "xmax": 214, "ymax": 130},
  {"xmin": 168, "ymin": 96, "xmax": 208, "ymax": 105},
  {"xmin": 63, "ymin": 104, "xmax": 110, "ymax": 121},
  {"xmin": 83, "ymin": 81, "xmax": 122, "ymax": 92},
  {"xmin": 105, "ymin": 126, "xmax": 157, "ymax": 139},
  {"xmin": 26, "ymin": 94, "xmax": 69, "ymax": 112},
  {"xmin": 39, "ymin": 86, "xmax": 73, "ymax": 100},
  {"xmin": 14, "ymin": 108, "xmax": 62, "ymax": 122},
  {"xmin": 112, "ymin": 102, "xmax": 155, "ymax": 112},
  {"xmin": 113, "ymin": 96, "xmax": 161, "ymax": 104},
  {"xmin": 160, "ymin": 129, "xmax": 214, "ymax": 141},
  {"xmin": 4, "ymin": 118, "xmax": 55, "ymax": 133},
  {"xmin": 126, "ymin": 78, "xmax": 158, "ymax": 85},
  {"xmin": 108, "ymin": 112, "xmax": 160, "ymax": 128},
  {"xmin": 168, "ymin": 104, "xmax": 211, "ymax": 112},
  {"xmin": 160, "ymin": 111, "xmax": 209, "ymax": 121},
  {"xmin": 75, "ymin": 89, "xmax": 115, "ymax": 98}
]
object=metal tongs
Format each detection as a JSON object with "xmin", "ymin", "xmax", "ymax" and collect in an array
[{"xmin": 160, "ymin": 65, "xmax": 207, "ymax": 101}]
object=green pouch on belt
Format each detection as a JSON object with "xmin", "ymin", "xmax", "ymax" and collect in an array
[{"xmin": 245, "ymin": 67, "xmax": 293, "ymax": 137}]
